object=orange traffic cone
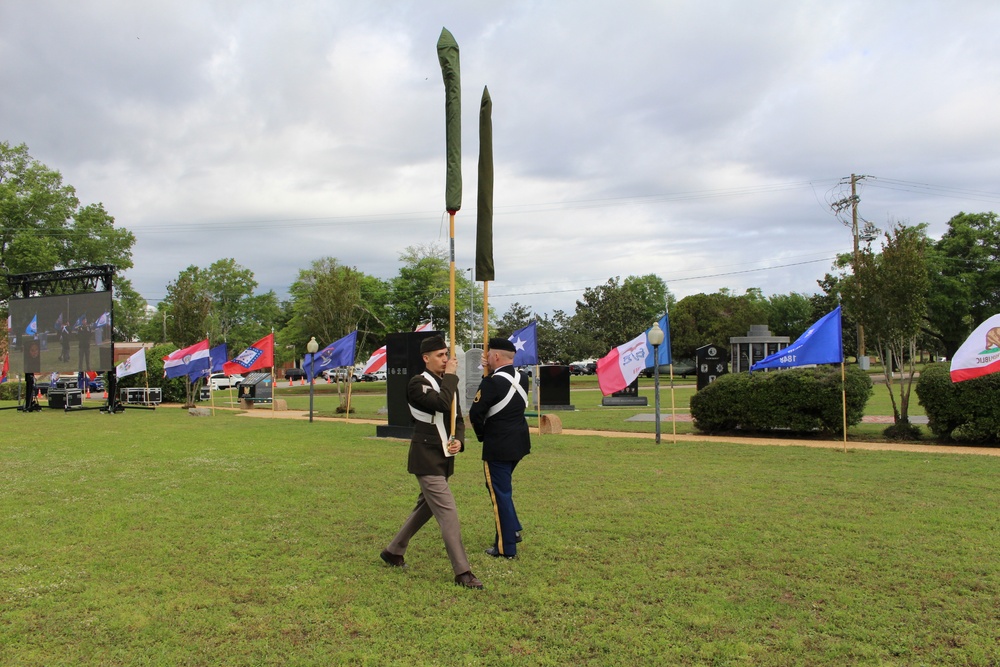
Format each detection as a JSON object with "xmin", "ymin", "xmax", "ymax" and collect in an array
[
  {"xmin": 37, "ymin": 389, "xmax": 42, "ymax": 400},
  {"xmin": 103, "ymin": 389, "xmax": 108, "ymax": 400},
  {"xmin": 300, "ymin": 378, "xmax": 306, "ymax": 386},
  {"xmin": 288, "ymin": 378, "xmax": 293, "ymax": 387},
  {"xmin": 86, "ymin": 388, "xmax": 91, "ymax": 399}
]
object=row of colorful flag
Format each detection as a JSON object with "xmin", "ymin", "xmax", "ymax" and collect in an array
[{"xmin": 12, "ymin": 309, "xmax": 1000, "ymax": 389}]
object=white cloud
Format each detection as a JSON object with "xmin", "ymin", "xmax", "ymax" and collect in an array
[{"xmin": 3, "ymin": 0, "xmax": 1000, "ymax": 318}]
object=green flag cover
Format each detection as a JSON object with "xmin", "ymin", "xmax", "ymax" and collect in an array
[
  {"xmin": 437, "ymin": 27, "xmax": 462, "ymax": 213},
  {"xmin": 476, "ymin": 86, "xmax": 494, "ymax": 281}
]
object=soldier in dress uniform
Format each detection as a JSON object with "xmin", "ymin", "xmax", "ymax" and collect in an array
[
  {"xmin": 380, "ymin": 335, "xmax": 483, "ymax": 589},
  {"xmin": 469, "ymin": 337, "xmax": 531, "ymax": 559}
]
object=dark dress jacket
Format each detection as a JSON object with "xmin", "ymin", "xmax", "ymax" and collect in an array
[
  {"xmin": 406, "ymin": 371, "xmax": 466, "ymax": 477},
  {"xmin": 469, "ymin": 365, "xmax": 531, "ymax": 462}
]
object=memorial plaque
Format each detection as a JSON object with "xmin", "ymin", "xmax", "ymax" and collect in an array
[
  {"xmin": 601, "ymin": 377, "xmax": 648, "ymax": 406},
  {"xmin": 696, "ymin": 344, "xmax": 728, "ymax": 390},
  {"xmin": 538, "ymin": 365, "xmax": 574, "ymax": 410}
]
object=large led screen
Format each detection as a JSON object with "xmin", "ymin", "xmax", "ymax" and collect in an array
[{"xmin": 7, "ymin": 291, "xmax": 114, "ymax": 375}]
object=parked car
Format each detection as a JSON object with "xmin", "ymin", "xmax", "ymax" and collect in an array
[
  {"xmin": 284, "ymin": 367, "xmax": 307, "ymax": 381},
  {"xmin": 208, "ymin": 373, "xmax": 243, "ymax": 390},
  {"xmin": 569, "ymin": 361, "xmax": 595, "ymax": 375},
  {"xmin": 321, "ymin": 368, "xmax": 362, "ymax": 382},
  {"xmin": 364, "ymin": 370, "xmax": 386, "ymax": 382},
  {"xmin": 641, "ymin": 358, "xmax": 697, "ymax": 379}
]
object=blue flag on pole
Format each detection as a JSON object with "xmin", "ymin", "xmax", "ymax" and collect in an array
[
  {"xmin": 508, "ymin": 321, "xmax": 538, "ymax": 366},
  {"xmin": 750, "ymin": 306, "xmax": 843, "ymax": 371},
  {"xmin": 643, "ymin": 313, "xmax": 672, "ymax": 368},
  {"xmin": 192, "ymin": 343, "xmax": 228, "ymax": 380},
  {"xmin": 305, "ymin": 331, "xmax": 358, "ymax": 381},
  {"xmin": 25, "ymin": 314, "xmax": 37, "ymax": 336}
]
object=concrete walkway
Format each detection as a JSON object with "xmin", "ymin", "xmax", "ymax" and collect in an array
[{"xmin": 227, "ymin": 407, "xmax": 1000, "ymax": 458}]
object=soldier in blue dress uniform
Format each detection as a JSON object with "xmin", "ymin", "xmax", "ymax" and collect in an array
[{"xmin": 469, "ymin": 337, "xmax": 531, "ymax": 559}]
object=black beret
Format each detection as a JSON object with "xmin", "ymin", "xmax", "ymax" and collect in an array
[
  {"xmin": 419, "ymin": 335, "xmax": 447, "ymax": 354},
  {"xmin": 489, "ymin": 337, "xmax": 516, "ymax": 353}
]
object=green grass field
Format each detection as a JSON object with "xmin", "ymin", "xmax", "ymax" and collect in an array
[{"xmin": 1, "ymin": 407, "xmax": 998, "ymax": 665}]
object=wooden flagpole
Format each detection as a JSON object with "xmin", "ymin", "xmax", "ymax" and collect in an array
[
  {"xmin": 207, "ymin": 333, "xmax": 216, "ymax": 416},
  {"xmin": 346, "ymin": 367, "xmax": 353, "ymax": 422},
  {"xmin": 669, "ymin": 364, "xmax": 677, "ymax": 444},
  {"xmin": 841, "ymin": 360, "xmax": 848, "ymax": 453},
  {"xmin": 449, "ymin": 212, "xmax": 458, "ymax": 436},
  {"xmin": 270, "ymin": 329, "xmax": 276, "ymax": 419},
  {"xmin": 482, "ymin": 282, "xmax": 490, "ymax": 371}
]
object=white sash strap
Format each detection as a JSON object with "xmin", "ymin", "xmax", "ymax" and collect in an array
[
  {"xmin": 409, "ymin": 372, "xmax": 448, "ymax": 446},
  {"xmin": 486, "ymin": 370, "xmax": 528, "ymax": 418}
]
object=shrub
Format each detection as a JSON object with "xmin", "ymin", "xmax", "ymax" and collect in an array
[
  {"xmin": 916, "ymin": 362, "xmax": 1000, "ymax": 443},
  {"xmin": 115, "ymin": 344, "xmax": 190, "ymax": 404},
  {"xmin": 0, "ymin": 381, "xmax": 23, "ymax": 401},
  {"xmin": 690, "ymin": 365, "xmax": 873, "ymax": 435}
]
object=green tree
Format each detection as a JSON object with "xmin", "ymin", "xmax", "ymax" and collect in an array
[
  {"xmin": 671, "ymin": 289, "xmax": 770, "ymax": 360},
  {"xmin": 389, "ymin": 244, "xmax": 481, "ymax": 348},
  {"xmin": 571, "ymin": 275, "xmax": 668, "ymax": 359},
  {"xmin": 0, "ymin": 142, "xmax": 135, "ymax": 302},
  {"xmin": 842, "ymin": 222, "xmax": 930, "ymax": 434},
  {"xmin": 201, "ymin": 258, "xmax": 258, "ymax": 345},
  {"xmin": 161, "ymin": 267, "xmax": 211, "ymax": 406},
  {"xmin": 766, "ymin": 292, "xmax": 815, "ymax": 339},
  {"xmin": 924, "ymin": 211, "xmax": 1000, "ymax": 358},
  {"xmin": 286, "ymin": 257, "xmax": 364, "ymax": 351},
  {"xmin": 113, "ymin": 278, "xmax": 149, "ymax": 343}
]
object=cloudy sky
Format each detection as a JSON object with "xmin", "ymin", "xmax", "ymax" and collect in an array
[{"xmin": 4, "ymin": 1, "xmax": 1000, "ymax": 318}]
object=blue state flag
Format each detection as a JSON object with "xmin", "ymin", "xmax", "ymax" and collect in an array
[
  {"xmin": 644, "ymin": 313, "xmax": 672, "ymax": 368},
  {"xmin": 305, "ymin": 331, "xmax": 358, "ymax": 381},
  {"xmin": 25, "ymin": 314, "xmax": 38, "ymax": 336},
  {"xmin": 509, "ymin": 321, "xmax": 538, "ymax": 366},
  {"xmin": 751, "ymin": 306, "xmax": 843, "ymax": 371},
  {"xmin": 192, "ymin": 343, "xmax": 228, "ymax": 380}
]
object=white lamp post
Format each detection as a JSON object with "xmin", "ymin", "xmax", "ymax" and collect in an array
[
  {"xmin": 647, "ymin": 322, "xmax": 665, "ymax": 444},
  {"xmin": 306, "ymin": 336, "xmax": 319, "ymax": 423}
]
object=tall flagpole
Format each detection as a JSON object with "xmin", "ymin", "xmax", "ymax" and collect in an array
[
  {"xmin": 669, "ymin": 365, "xmax": 677, "ymax": 444},
  {"xmin": 438, "ymin": 27, "xmax": 461, "ymax": 439},
  {"xmin": 449, "ymin": 212, "xmax": 458, "ymax": 435},
  {"xmin": 482, "ymin": 282, "xmax": 490, "ymax": 372},
  {"xmin": 270, "ymin": 328, "xmax": 275, "ymax": 419},
  {"xmin": 841, "ymin": 360, "xmax": 848, "ymax": 453},
  {"xmin": 207, "ymin": 333, "xmax": 216, "ymax": 416}
]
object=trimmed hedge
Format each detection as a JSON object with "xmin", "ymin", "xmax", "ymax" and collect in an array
[
  {"xmin": 0, "ymin": 381, "xmax": 22, "ymax": 401},
  {"xmin": 690, "ymin": 364, "xmax": 873, "ymax": 435},
  {"xmin": 114, "ymin": 344, "xmax": 192, "ymax": 404},
  {"xmin": 915, "ymin": 362, "xmax": 1000, "ymax": 443}
]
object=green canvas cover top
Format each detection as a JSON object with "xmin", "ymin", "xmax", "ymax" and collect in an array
[{"xmin": 437, "ymin": 27, "xmax": 462, "ymax": 213}]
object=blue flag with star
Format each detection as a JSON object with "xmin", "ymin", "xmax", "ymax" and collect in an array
[
  {"xmin": 305, "ymin": 330, "xmax": 358, "ymax": 381},
  {"xmin": 509, "ymin": 321, "xmax": 538, "ymax": 366}
]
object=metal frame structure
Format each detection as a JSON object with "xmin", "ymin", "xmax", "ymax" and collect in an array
[{"xmin": 4, "ymin": 265, "xmax": 121, "ymax": 413}]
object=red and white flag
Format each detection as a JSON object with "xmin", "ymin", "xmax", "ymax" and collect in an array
[
  {"xmin": 1, "ymin": 354, "xmax": 8, "ymax": 384},
  {"xmin": 950, "ymin": 314, "xmax": 1000, "ymax": 382},
  {"xmin": 596, "ymin": 332, "xmax": 650, "ymax": 395},
  {"xmin": 362, "ymin": 346, "xmax": 387, "ymax": 373},
  {"xmin": 361, "ymin": 323, "xmax": 433, "ymax": 374}
]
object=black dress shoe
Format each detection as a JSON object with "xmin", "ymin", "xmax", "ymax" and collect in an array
[
  {"xmin": 484, "ymin": 546, "xmax": 516, "ymax": 559},
  {"xmin": 380, "ymin": 549, "xmax": 407, "ymax": 568},
  {"xmin": 454, "ymin": 571, "xmax": 484, "ymax": 589},
  {"xmin": 515, "ymin": 531, "xmax": 522, "ymax": 543}
]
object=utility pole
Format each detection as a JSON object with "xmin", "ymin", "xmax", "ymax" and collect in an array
[
  {"xmin": 832, "ymin": 173, "xmax": 869, "ymax": 366},
  {"xmin": 851, "ymin": 174, "xmax": 865, "ymax": 362}
]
